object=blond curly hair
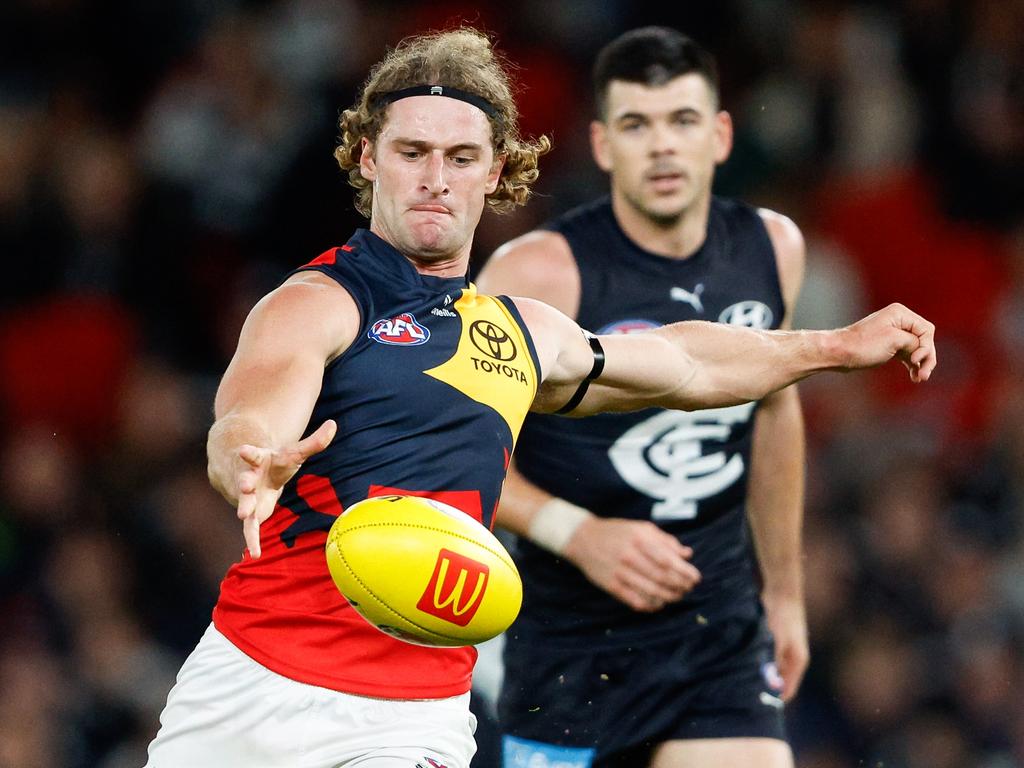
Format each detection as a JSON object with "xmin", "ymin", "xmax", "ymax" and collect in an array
[{"xmin": 335, "ymin": 28, "xmax": 552, "ymax": 218}]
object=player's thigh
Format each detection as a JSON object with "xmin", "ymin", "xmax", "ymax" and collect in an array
[
  {"xmin": 308, "ymin": 693, "xmax": 477, "ymax": 768},
  {"xmin": 649, "ymin": 737, "xmax": 793, "ymax": 768}
]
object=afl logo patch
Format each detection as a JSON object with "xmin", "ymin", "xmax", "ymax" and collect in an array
[
  {"xmin": 469, "ymin": 320, "xmax": 517, "ymax": 361},
  {"xmin": 597, "ymin": 319, "xmax": 660, "ymax": 335},
  {"xmin": 369, "ymin": 313, "xmax": 430, "ymax": 345},
  {"xmin": 719, "ymin": 301, "xmax": 774, "ymax": 329}
]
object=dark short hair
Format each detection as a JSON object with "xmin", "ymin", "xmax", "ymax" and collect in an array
[{"xmin": 592, "ymin": 26, "xmax": 720, "ymax": 118}]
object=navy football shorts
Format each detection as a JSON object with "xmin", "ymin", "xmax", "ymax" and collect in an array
[{"xmin": 498, "ymin": 612, "xmax": 787, "ymax": 767}]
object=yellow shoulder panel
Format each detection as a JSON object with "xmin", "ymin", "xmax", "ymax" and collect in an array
[{"xmin": 424, "ymin": 285, "xmax": 538, "ymax": 444}]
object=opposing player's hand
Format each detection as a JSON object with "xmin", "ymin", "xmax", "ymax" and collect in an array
[
  {"xmin": 563, "ymin": 518, "xmax": 701, "ymax": 612},
  {"xmin": 763, "ymin": 591, "xmax": 809, "ymax": 702},
  {"xmin": 837, "ymin": 303, "xmax": 936, "ymax": 382},
  {"xmin": 235, "ymin": 419, "xmax": 337, "ymax": 558}
]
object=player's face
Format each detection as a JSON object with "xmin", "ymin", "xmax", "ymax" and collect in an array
[
  {"xmin": 360, "ymin": 96, "xmax": 505, "ymax": 267},
  {"xmin": 591, "ymin": 74, "xmax": 732, "ymax": 223}
]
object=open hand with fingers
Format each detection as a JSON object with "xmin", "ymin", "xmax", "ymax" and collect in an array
[
  {"xmin": 235, "ymin": 420, "xmax": 337, "ymax": 558},
  {"xmin": 563, "ymin": 517, "xmax": 702, "ymax": 612},
  {"xmin": 836, "ymin": 303, "xmax": 937, "ymax": 382}
]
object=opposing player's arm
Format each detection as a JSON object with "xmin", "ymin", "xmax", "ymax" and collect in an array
[
  {"xmin": 207, "ymin": 271, "xmax": 361, "ymax": 557},
  {"xmin": 747, "ymin": 209, "xmax": 810, "ymax": 701},
  {"xmin": 497, "ymin": 457, "xmax": 701, "ymax": 611},
  {"xmin": 476, "ymin": 230, "xmax": 581, "ymax": 317},
  {"xmin": 512, "ymin": 294, "xmax": 935, "ymax": 417}
]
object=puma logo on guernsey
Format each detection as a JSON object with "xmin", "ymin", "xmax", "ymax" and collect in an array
[{"xmin": 670, "ymin": 283, "xmax": 704, "ymax": 313}]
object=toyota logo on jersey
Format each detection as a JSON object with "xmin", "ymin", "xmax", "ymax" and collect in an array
[{"xmin": 368, "ymin": 313, "xmax": 430, "ymax": 345}]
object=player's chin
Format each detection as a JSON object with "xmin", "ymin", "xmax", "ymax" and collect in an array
[
  {"xmin": 408, "ymin": 220, "xmax": 460, "ymax": 254},
  {"xmin": 640, "ymin": 193, "xmax": 692, "ymax": 222},
  {"xmin": 408, "ymin": 236, "xmax": 454, "ymax": 261}
]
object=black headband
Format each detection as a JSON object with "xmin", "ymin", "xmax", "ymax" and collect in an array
[{"xmin": 370, "ymin": 85, "xmax": 501, "ymax": 121}]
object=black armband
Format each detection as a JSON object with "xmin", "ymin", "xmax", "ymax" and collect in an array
[{"xmin": 554, "ymin": 332, "xmax": 606, "ymax": 415}]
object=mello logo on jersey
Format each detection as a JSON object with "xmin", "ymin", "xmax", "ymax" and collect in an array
[
  {"xmin": 369, "ymin": 313, "xmax": 430, "ymax": 345},
  {"xmin": 416, "ymin": 549, "xmax": 489, "ymax": 626}
]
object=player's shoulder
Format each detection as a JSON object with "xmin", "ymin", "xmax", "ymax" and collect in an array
[
  {"xmin": 275, "ymin": 268, "xmax": 358, "ymax": 307},
  {"xmin": 755, "ymin": 207, "xmax": 805, "ymax": 254},
  {"xmin": 478, "ymin": 230, "xmax": 580, "ymax": 317},
  {"xmin": 755, "ymin": 207, "xmax": 806, "ymax": 318},
  {"xmin": 487, "ymin": 229, "xmax": 574, "ymax": 273},
  {"xmin": 241, "ymin": 268, "xmax": 360, "ymax": 358}
]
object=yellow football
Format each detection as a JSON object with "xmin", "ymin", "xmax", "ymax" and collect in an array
[{"xmin": 325, "ymin": 495, "xmax": 522, "ymax": 647}]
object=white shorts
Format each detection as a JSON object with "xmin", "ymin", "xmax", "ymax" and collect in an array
[{"xmin": 145, "ymin": 624, "xmax": 477, "ymax": 768}]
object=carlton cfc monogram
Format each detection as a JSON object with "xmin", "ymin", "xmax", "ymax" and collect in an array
[{"xmin": 416, "ymin": 548, "xmax": 491, "ymax": 626}]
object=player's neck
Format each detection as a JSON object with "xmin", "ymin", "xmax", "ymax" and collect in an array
[
  {"xmin": 407, "ymin": 254, "xmax": 470, "ymax": 279},
  {"xmin": 370, "ymin": 221, "xmax": 471, "ymax": 279},
  {"xmin": 611, "ymin": 191, "xmax": 710, "ymax": 260}
]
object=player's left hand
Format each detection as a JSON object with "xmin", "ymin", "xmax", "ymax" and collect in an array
[
  {"xmin": 762, "ymin": 591, "xmax": 809, "ymax": 702},
  {"xmin": 836, "ymin": 303, "xmax": 936, "ymax": 382}
]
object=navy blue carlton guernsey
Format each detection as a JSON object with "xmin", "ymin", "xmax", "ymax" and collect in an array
[
  {"xmin": 214, "ymin": 228, "xmax": 541, "ymax": 698},
  {"xmin": 511, "ymin": 196, "xmax": 785, "ymax": 646}
]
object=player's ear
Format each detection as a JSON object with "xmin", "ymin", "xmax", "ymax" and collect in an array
[
  {"xmin": 359, "ymin": 137, "xmax": 377, "ymax": 181},
  {"xmin": 590, "ymin": 120, "xmax": 612, "ymax": 173},
  {"xmin": 714, "ymin": 110, "xmax": 733, "ymax": 165},
  {"xmin": 485, "ymin": 153, "xmax": 506, "ymax": 194}
]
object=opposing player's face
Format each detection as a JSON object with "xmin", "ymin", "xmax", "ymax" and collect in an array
[
  {"xmin": 360, "ymin": 97, "xmax": 504, "ymax": 267},
  {"xmin": 591, "ymin": 74, "xmax": 732, "ymax": 223}
]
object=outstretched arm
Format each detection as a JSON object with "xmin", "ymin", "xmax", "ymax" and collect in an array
[
  {"xmin": 207, "ymin": 271, "xmax": 360, "ymax": 558},
  {"xmin": 515, "ymin": 299, "xmax": 936, "ymax": 416}
]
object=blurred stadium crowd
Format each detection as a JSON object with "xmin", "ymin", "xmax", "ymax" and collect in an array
[{"xmin": 1, "ymin": 0, "xmax": 1023, "ymax": 766}]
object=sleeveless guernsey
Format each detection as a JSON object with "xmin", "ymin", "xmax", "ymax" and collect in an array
[
  {"xmin": 214, "ymin": 229, "xmax": 540, "ymax": 697},
  {"xmin": 513, "ymin": 196, "xmax": 784, "ymax": 645}
]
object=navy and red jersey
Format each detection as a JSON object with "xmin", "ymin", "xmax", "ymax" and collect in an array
[
  {"xmin": 511, "ymin": 196, "xmax": 785, "ymax": 646},
  {"xmin": 213, "ymin": 229, "xmax": 541, "ymax": 698}
]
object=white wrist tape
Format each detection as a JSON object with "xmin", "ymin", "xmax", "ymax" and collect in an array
[{"xmin": 527, "ymin": 498, "xmax": 593, "ymax": 555}]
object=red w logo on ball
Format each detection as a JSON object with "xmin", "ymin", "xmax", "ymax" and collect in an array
[{"xmin": 416, "ymin": 549, "xmax": 489, "ymax": 626}]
